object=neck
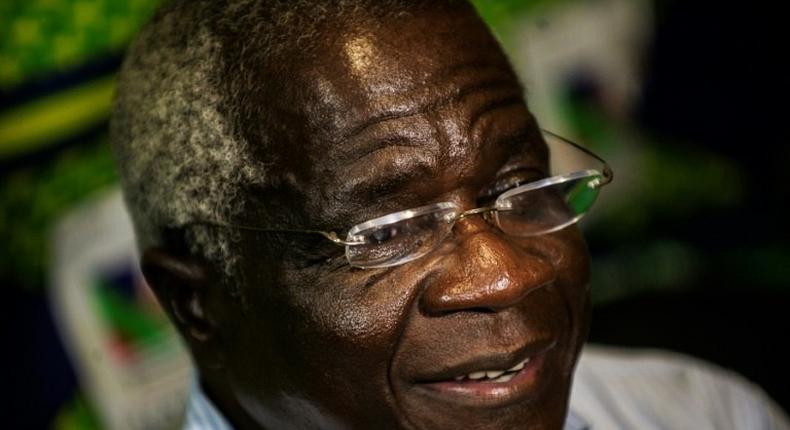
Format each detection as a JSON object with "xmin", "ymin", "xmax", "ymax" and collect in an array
[{"xmin": 199, "ymin": 369, "xmax": 267, "ymax": 430}]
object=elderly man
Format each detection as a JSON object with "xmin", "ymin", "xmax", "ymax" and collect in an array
[{"xmin": 110, "ymin": 1, "xmax": 789, "ymax": 429}]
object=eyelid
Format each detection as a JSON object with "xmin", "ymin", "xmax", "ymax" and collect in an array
[
  {"xmin": 323, "ymin": 254, "xmax": 349, "ymax": 272},
  {"xmin": 480, "ymin": 166, "xmax": 546, "ymax": 200}
]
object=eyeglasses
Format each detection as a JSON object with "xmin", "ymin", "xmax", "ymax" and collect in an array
[{"xmin": 203, "ymin": 130, "xmax": 612, "ymax": 269}]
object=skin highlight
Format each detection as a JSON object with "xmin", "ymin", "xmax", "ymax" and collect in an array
[{"xmin": 141, "ymin": 4, "xmax": 591, "ymax": 430}]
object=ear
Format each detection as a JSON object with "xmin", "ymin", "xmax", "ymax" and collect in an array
[{"xmin": 141, "ymin": 246, "xmax": 217, "ymax": 351}]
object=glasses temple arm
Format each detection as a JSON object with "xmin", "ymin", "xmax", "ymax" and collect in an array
[
  {"xmin": 541, "ymin": 129, "xmax": 614, "ymax": 187},
  {"xmin": 316, "ymin": 231, "xmax": 365, "ymax": 246},
  {"xmin": 186, "ymin": 221, "xmax": 364, "ymax": 246}
]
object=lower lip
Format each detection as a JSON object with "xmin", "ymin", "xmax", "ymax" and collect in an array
[{"xmin": 416, "ymin": 350, "xmax": 552, "ymax": 407}]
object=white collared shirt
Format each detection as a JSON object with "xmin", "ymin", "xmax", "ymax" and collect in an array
[{"xmin": 570, "ymin": 345, "xmax": 790, "ymax": 430}]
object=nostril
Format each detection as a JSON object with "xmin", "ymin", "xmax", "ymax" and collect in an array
[
  {"xmin": 462, "ymin": 307, "xmax": 497, "ymax": 314},
  {"xmin": 422, "ymin": 306, "xmax": 498, "ymax": 317}
]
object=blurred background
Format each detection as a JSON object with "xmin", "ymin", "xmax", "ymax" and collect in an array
[{"xmin": 1, "ymin": 0, "xmax": 788, "ymax": 428}]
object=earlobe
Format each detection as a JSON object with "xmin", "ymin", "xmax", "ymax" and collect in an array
[{"xmin": 141, "ymin": 247, "xmax": 214, "ymax": 343}]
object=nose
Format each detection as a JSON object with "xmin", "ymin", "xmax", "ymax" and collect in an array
[{"xmin": 420, "ymin": 216, "xmax": 556, "ymax": 314}]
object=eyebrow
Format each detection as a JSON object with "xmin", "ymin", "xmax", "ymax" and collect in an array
[{"xmin": 340, "ymin": 153, "xmax": 434, "ymax": 200}]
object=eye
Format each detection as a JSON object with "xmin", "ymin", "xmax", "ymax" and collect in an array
[
  {"xmin": 321, "ymin": 253, "xmax": 350, "ymax": 272},
  {"xmin": 478, "ymin": 167, "xmax": 545, "ymax": 205},
  {"xmin": 369, "ymin": 225, "xmax": 400, "ymax": 244},
  {"xmin": 280, "ymin": 236, "xmax": 345, "ymax": 270}
]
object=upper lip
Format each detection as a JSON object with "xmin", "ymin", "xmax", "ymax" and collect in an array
[{"xmin": 413, "ymin": 337, "xmax": 557, "ymax": 383}]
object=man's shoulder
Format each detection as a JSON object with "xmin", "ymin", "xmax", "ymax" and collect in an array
[{"xmin": 570, "ymin": 344, "xmax": 790, "ymax": 430}]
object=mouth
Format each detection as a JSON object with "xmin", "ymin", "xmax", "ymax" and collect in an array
[{"xmin": 412, "ymin": 339, "xmax": 558, "ymax": 408}]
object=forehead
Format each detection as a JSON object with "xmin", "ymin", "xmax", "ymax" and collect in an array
[
  {"xmin": 301, "ymin": 7, "xmax": 518, "ymax": 141},
  {"xmin": 260, "ymin": 7, "xmax": 533, "ymax": 227}
]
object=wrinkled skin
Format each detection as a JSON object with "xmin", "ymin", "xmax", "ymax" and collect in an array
[{"xmin": 148, "ymin": 5, "xmax": 591, "ymax": 430}]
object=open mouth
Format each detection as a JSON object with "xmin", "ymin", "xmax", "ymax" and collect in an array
[
  {"xmin": 451, "ymin": 355, "xmax": 532, "ymax": 383},
  {"xmin": 413, "ymin": 339, "xmax": 557, "ymax": 407}
]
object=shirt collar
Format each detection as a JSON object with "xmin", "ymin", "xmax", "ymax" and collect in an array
[
  {"xmin": 565, "ymin": 409, "xmax": 590, "ymax": 430},
  {"xmin": 183, "ymin": 380, "xmax": 589, "ymax": 430},
  {"xmin": 182, "ymin": 379, "xmax": 233, "ymax": 430}
]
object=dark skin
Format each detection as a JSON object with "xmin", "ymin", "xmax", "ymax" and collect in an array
[{"xmin": 143, "ymin": 6, "xmax": 591, "ymax": 430}]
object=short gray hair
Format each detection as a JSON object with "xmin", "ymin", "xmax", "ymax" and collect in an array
[
  {"xmin": 111, "ymin": 1, "xmax": 261, "ymax": 291},
  {"xmin": 110, "ymin": 0, "xmax": 461, "ymax": 289}
]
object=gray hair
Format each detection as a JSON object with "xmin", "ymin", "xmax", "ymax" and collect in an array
[
  {"xmin": 111, "ymin": 1, "xmax": 258, "ymax": 292},
  {"xmin": 110, "ymin": 0, "xmax": 463, "ymax": 290}
]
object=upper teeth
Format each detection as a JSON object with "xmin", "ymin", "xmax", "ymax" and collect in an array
[{"xmin": 454, "ymin": 357, "xmax": 530, "ymax": 382}]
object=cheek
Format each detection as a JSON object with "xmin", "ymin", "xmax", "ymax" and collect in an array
[
  {"xmin": 282, "ymin": 269, "xmax": 413, "ymax": 377},
  {"xmin": 537, "ymin": 227, "xmax": 592, "ymax": 362},
  {"xmin": 556, "ymin": 229, "xmax": 591, "ymax": 307},
  {"xmin": 520, "ymin": 227, "xmax": 590, "ymax": 296},
  {"xmin": 513, "ymin": 227, "xmax": 591, "ymax": 336},
  {"xmin": 226, "ymin": 262, "xmax": 417, "ymax": 424}
]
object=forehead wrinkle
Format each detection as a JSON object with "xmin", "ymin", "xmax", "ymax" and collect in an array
[
  {"xmin": 301, "ymin": 21, "xmax": 521, "ymax": 163},
  {"xmin": 433, "ymin": 83, "xmax": 526, "ymax": 159},
  {"xmin": 467, "ymin": 92, "xmax": 526, "ymax": 135},
  {"xmin": 324, "ymin": 114, "xmax": 432, "ymax": 171},
  {"xmin": 326, "ymin": 56, "xmax": 512, "ymax": 135},
  {"xmin": 332, "ymin": 75, "xmax": 524, "ymax": 165},
  {"xmin": 318, "ymin": 84, "xmax": 529, "ymax": 211}
]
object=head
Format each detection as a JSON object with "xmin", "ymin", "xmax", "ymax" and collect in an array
[{"xmin": 111, "ymin": 1, "xmax": 592, "ymax": 429}]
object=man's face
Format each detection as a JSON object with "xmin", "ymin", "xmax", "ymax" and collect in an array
[{"xmin": 208, "ymin": 6, "xmax": 590, "ymax": 429}]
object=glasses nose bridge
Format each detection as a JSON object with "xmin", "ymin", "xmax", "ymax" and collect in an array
[
  {"xmin": 447, "ymin": 205, "xmax": 501, "ymax": 229},
  {"xmin": 440, "ymin": 204, "xmax": 507, "ymax": 242},
  {"xmin": 453, "ymin": 205, "xmax": 497, "ymax": 221}
]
